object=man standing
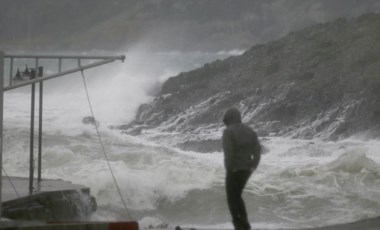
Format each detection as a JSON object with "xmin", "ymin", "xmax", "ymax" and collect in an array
[{"xmin": 222, "ymin": 108, "xmax": 261, "ymax": 230}]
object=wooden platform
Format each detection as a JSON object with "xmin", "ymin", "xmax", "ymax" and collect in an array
[
  {"xmin": 2, "ymin": 177, "xmax": 89, "ymax": 202},
  {"xmin": 1, "ymin": 176, "xmax": 96, "ymax": 221}
]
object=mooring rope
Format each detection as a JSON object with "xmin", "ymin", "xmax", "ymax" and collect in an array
[{"xmin": 80, "ymin": 69, "xmax": 133, "ymax": 220}]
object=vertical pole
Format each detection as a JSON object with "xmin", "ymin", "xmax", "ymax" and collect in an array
[
  {"xmin": 9, "ymin": 58, "xmax": 13, "ymax": 86},
  {"xmin": 0, "ymin": 51, "xmax": 4, "ymax": 218},
  {"xmin": 38, "ymin": 66, "xmax": 43, "ymax": 182},
  {"xmin": 58, "ymin": 58, "xmax": 62, "ymax": 72},
  {"xmin": 29, "ymin": 68, "xmax": 36, "ymax": 195}
]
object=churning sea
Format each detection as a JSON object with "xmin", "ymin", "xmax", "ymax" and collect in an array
[{"xmin": 2, "ymin": 50, "xmax": 380, "ymax": 229}]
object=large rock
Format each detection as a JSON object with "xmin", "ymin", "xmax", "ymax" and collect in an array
[{"xmin": 124, "ymin": 13, "xmax": 380, "ymax": 149}]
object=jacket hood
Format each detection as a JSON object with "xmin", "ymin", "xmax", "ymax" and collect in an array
[{"xmin": 223, "ymin": 107, "xmax": 242, "ymax": 126}]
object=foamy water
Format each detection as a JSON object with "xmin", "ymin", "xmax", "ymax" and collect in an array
[{"xmin": 2, "ymin": 51, "xmax": 380, "ymax": 229}]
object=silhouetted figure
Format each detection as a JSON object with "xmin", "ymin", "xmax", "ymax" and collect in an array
[
  {"xmin": 15, "ymin": 68, "xmax": 22, "ymax": 80},
  {"xmin": 22, "ymin": 65, "xmax": 30, "ymax": 78},
  {"xmin": 222, "ymin": 108, "xmax": 261, "ymax": 230}
]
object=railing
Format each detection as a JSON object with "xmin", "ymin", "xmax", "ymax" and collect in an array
[{"xmin": 4, "ymin": 54, "xmax": 125, "ymax": 90}]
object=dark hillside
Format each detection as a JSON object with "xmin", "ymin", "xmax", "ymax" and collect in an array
[
  {"xmin": 124, "ymin": 13, "xmax": 380, "ymax": 151},
  {"xmin": 1, "ymin": 0, "xmax": 379, "ymax": 51}
]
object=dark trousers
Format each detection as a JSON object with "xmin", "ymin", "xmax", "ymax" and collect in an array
[{"xmin": 226, "ymin": 170, "xmax": 252, "ymax": 230}]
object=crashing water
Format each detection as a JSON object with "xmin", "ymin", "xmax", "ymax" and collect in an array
[{"xmin": 2, "ymin": 51, "xmax": 380, "ymax": 229}]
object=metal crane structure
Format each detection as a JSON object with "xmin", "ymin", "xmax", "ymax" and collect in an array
[{"xmin": 0, "ymin": 51, "xmax": 125, "ymax": 219}]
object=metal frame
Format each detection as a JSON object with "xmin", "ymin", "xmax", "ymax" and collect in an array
[
  {"xmin": 0, "ymin": 53, "xmax": 125, "ymax": 218},
  {"xmin": 4, "ymin": 55, "xmax": 125, "ymax": 91},
  {"xmin": 0, "ymin": 51, "xmax": 4, "ymax": 219}
]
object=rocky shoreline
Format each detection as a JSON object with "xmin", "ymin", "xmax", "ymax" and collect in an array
[{"xmin": 123, "ymin": 13, "xmax": 380, "ymax": 151}]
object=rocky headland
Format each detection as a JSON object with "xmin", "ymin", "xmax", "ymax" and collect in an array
[{"xmin": 123, "ymin": 13, "xmax": 380, "ymax": 152}]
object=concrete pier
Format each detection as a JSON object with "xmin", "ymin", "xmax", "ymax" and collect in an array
[{"xmin": 1, "ymin": 177, "xmax": 96, "ymax": 222}]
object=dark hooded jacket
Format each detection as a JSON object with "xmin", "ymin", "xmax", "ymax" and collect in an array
[{"xmin": 222, "ymin": 108, "xmax": 261, "ymax": 171}]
